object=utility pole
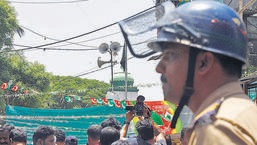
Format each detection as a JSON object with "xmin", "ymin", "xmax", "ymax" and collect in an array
[
  {"xmin": 238, "ymin": 0, "xmax": 256, "ymax": 19},
  {"xmin": 239, "ymin": 0, "xmax": 244, "ymax": 19},
  {"xmin": 124, "ymin": 43, "xmax": 128, "ymax": 101}
]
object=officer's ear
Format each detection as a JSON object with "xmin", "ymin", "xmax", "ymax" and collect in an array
[{"xmin": 196, "ymin": 51, "xmax": 215, "ymax": 74}]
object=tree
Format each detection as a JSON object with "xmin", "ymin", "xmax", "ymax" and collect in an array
[
  {"xmin": 0, "ymin": 0, "xmax": 24, "ymax": 50},
  {"xmin": 47, "ymin": 76, "xmax": 110, "ymax": 109}
]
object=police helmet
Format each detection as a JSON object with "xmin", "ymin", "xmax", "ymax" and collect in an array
[{"xmin": 119, "ymin": 1, "xmax": 248, "ymax": 63}]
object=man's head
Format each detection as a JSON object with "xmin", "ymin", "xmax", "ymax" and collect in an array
[
  {"xmin": 87, "ymin": 125, "xmax": 102, "ymax": 145},
  {"xmin": 0, "ymin": 127, "xmax": 10, "ymax": 145},
  {"xmin": 65, "ymin": 136, "xmax": 77, "ymax": 145},
  {"xmin": 119, "ymin": 0, "xmax": 247, "ymax": 127},
  {"xmin": 156, "ymin": 43, "xmax": 191, "ymax": 104},
  {"xmin": 100, "ymin": 117, "xmax": 122, "ymax": 131},
  {"xmin": 3, "ymin": 124, "xmax": 15, "ymax": 133},
  {"xmin": 9, "ymin": 128, "xmax": 27, "ymax": 145},
  {"xmin": 99, "ymin": 127, "xmax": 120, "ymax": 145},
  {"xmin": 54, "ymin": 129, "xmax": 66, "ymax": 145},
  {"xmin": 135, "ymin": 119, "xmax": 154, "ymax": 141},
  {"xmin": 111, "ymin": 140, "xmax": 129, "ymax": 145},
  {"xmin": 32, "ymin": 126, "xmax": 56, "ymax": 145}
]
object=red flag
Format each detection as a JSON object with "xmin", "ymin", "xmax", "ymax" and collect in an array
[
  {"xmin": 126, "ymin": 100, "xmax": 131, "ymax": 105},
  {"xmin": 114, "ymin": 100, "xmax": 121, "ymax": 108},
  {"xmin": 102, "ymin": 97, "xmax": 108, "ymax": 105},
  {"xmin": 1, "ymin": 83, "xmax": 8, "ymax": 90},
  {"xmin": 90, "ymin": 98, "xmax": 97, "ymax": 104},
  {"xmin": 11, "ymin": 85, "xmax": 19, "ymax": 92}
]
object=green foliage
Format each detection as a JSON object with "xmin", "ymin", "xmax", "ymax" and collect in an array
[
  {"xmin": 0, "ymin": 53, "xmax": 50, "ymax": 112},
  {"xmin": 0, "ymin": 52, "xmax": 110, "ymax": 111},
  {"xmin": 48, "ymin": 76, "xmax": 110, "ymax": 109},
  {"xmin": 4, "ymin": 54, "xmax": 51, "ymax": 91},
  {"xmin": 0, "ymin": 0, "xmax": 23, "ymax": 50},
  {"xmin": 0, "ymin": 1, "xmax": 110, "ymax": 112}
]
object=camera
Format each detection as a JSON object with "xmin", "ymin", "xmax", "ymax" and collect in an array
[{"xmin": 126, "ymin": 95, "xmax": 145, "ymax": 116}]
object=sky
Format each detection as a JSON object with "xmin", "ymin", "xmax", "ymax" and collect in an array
[{"xmin": 10, "ymin": 0, "xmax": 164, "ymax": 101}]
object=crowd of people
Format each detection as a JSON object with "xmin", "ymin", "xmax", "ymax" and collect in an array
[
  {"xmin": 0, "ymin": 123, "xmax": 79, "ymax": 145},
  {"xmin": 0, "ymin": 110, "xmax": 184, "ymax": 145}
]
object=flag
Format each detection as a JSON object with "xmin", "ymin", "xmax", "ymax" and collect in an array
[
  {"xmin": 73, "ymin": 95, "xmax": 81, "ymax": 101},
  {"xmin": 97, "ymin": 98, "xmax": 103, "ymax": 104},
  {"xmin": 90, "ymin": 98, "xmax": 97, "ymax": 104},
  {"xmin": 64, "ymin": 96, "xmax": 72, "ymax": 103},
  {"xmin": 120, "ymin": 42, "xmax": 126, "ymax": 72},
  {"xmin": 108, "ymin": 99, "xmax": 115, "ymax": 107},
  {"xmin": 121, "ymin": 100, "xmax": 126, "ymax": 109},
  {"xmin": 1, "ymin": 83, "xmax": 8, "ymax": 90},
  {"xmin": 102, "ymin": 97, "xmax": 108, "ymax": 105},
  {"xmin": 11, "ymin": 85, "xmax": 19, "ymax": 92},
  {"xmin": 114, "ymin": 100, "xmax": 121, "ymax": 108}
]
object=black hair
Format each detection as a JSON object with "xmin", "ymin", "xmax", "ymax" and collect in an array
[
  {"xmin": 55, "ymin": 129, "xmax": 66, "ymax": 142},
  {"xmin": 87, "ymin": 124, "xmax": 102, "ymax": 140},
  {"xmin": 111, "ymin": 140, "xmax": 129, "ymax": 145},
  {"xmin": 9, "ymin": 128, "xmax": 27, "ymax": 143},
  {"xmin": 65, "ymin": 136, "xmax": 78, "ymax": 145},
  {"xmin": 100, "ymin": 127, "xmax": 120, "ymax": 145},
  {"xmin": 135, "ymin": 119, "xmax": 154, "ymax": 141},
  {"xmin": 3, "ymin": 124, "xmax": 15, "ymax": 132},
  {"xmin": 213, "ymin": 53, "xmax": 243, "ymax": 78},
  {"xmin": 0, "ymin": 127, "xmax": 9, "ymax": 132},
  {"xmin": 101, "ymin": 117, "xmax": 122, "ymax": 131},
  {"xmin": 32, "ymin": 126, "xmax": 55, "ymax": 145}
]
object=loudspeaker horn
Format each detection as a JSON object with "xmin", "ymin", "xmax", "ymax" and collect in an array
[
  {"xmin": 97, "ymin": 57, "xmax": 110, "ymax": 68},
  {"xmin": 98, "ymin": 43, "xmax": 109, "ymax": 54}
]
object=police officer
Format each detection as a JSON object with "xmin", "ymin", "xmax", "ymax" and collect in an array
[{"xmin": 119, "ymin": 1, "xmax": 257, "ymax": 144}]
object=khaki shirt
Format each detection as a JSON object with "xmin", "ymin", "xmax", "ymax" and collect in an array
[{"xmin": 187, "ymin": 81, "xmax": 257, "ymax": 145}]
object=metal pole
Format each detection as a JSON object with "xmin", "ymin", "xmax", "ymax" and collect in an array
[
  {"xmin": 239, "ymin": 0, "xmax": 244, "ymax": 19},
  {"xmin": 124, "ymin": 43, "xmax": 128, "ymax": 100},
  {"xmin": 239, "ymin": 0, "xmax": 256, "ymax": 18},
  {"xmin": 110, "ymin": 49, "xmax": 114, "ymax": 92}
]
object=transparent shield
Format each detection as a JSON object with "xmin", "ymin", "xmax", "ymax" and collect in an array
[{"xmin": 119, "ymin": 1, "xmax": 175, "ymax": 58}]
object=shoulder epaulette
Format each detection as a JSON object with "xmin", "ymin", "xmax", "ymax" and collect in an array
[{"xmin": 193, "ymin": 99, "xmax": 223, "ymax": 126}]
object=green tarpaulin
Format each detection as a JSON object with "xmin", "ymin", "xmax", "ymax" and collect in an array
[{"xmin": 6, "ymin": 105, "xmax": 126, "ymax": 145}]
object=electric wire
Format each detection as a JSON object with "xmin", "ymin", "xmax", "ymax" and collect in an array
[
  {"xmin": 2, "ymin": 4, "xmax": 155, "ymax": 53},
  {"xmin": 20, "ymin": 26, "xmax": 97, "ymax": 48},
  {"xmin": 9, "ymin": 0, "xmax": 88, "ymax": 4},
  {"xmin": 1, "ymin": 22, "xmax": 117, "ymax": 53},
  {"xmin": 21, "ymin": 26, "xmax": 121, "ymax": 47},
  {"xmin": 74, "ymin": 56, "xmax": 134, "ymax": 77},
  {"xmin": 14, "ymin": 44, "xmax": 98, "ymax": 51}
]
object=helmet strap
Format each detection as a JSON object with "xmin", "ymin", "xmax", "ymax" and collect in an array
[{"xmin": 170, "ymin": 48, "xmax": 199, "ymax": 128}]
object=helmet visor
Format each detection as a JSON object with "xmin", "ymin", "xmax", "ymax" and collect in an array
[
  {"xmin": 119, "ymin": 1, "xmax": 175, "ymax": 58},
  {"xmin": 119, "ymin": 1, "xmax": 247, "ymax": 62}
]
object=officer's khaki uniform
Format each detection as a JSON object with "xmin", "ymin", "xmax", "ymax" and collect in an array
[{"xmin": 187, "ymin": 81, "xmax": 257, "ymax": 145}]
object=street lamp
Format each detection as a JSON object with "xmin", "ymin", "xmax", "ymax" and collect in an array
[{"xmin": 97, "ymin": 42, "xmax": 121, "ymax": 92}]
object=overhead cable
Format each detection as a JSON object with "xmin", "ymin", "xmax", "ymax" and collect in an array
[
  {"xmin": 20, "ymin": 25, "xmax": 120, "ymax": 48},
  {"xmin": 2, "ymin": 4, "xmax": 155, "ymax": 53},
  {"xmin": 10, "ymin": 0, "xmax": 88, "ymax": 4},
  {"xmin": 13, "ymin": 44, "xmax": 98, "ymax": 51},
  {"xmin": 74, "ymin": 56, "xmax": 134, "ymax": 77}
]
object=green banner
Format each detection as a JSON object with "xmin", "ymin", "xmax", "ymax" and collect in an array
[{"xmin": 6, "ymin": 105, "xmax": 126, "ymax": 145}]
